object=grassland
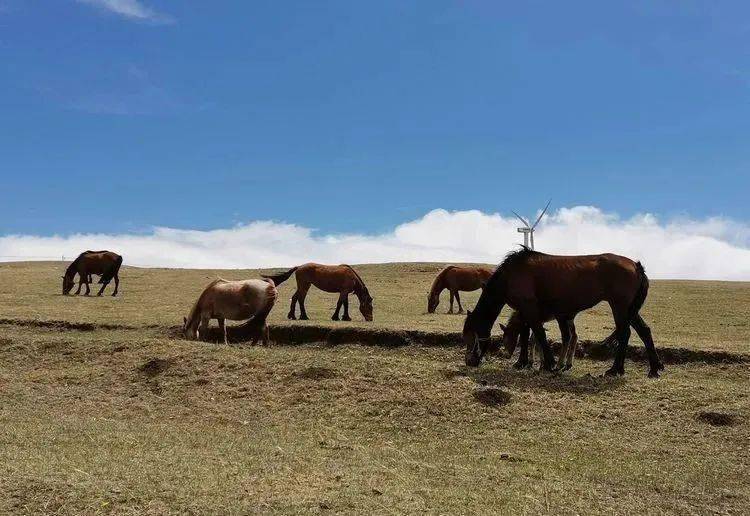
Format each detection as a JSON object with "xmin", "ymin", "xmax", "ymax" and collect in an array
[{"xmin": 0, "ymin": 262, "xmax": 749, "ymax": 514}]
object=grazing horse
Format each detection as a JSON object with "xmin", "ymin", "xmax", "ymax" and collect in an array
[
  {"xmin": 463, "ymin": 248, "xmax": 664, "ymax": 378},
  {"xmin": 182, "ymin": 278, "xmax": 278, "ymax": 345},
  {"xmin": 501, "ymin": 311, "xmax": 618, "ymax": 371},
  {"xmin": 263, "ymin": 263, "xmax": 373, "ymax": 322},
  {"xmin": 427, "ymin": 265, "xmax": 494, "ymax": 314},
  {"xmin": 62, "ymin": 250, "xmax": 123, "ymax": 296}
]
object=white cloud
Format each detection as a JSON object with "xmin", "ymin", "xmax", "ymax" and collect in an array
[
  {"xmin": 1, "ymin": 206, "xmax": 749, "ymax": 280},
  {"xmin": 77, "ymin": 0, "xmax": 173, "ymax": 24}
]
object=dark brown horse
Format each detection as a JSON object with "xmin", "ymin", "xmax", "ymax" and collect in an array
[
  {"xmin": 463, "ymin": 248, "xmax": 664, "ymax": 377},
  {"xmin": 263, "ymin": 263, "xmax": 373, "ymax": 321},
  {"xmin": 62, "ymin": 250, "xmax": 123, "ymax": 296},
  {"xmin": 427, "ymin": 265, "xmax": 494, "ymax": 314}
]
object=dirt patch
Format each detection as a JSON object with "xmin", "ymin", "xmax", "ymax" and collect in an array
[
  {"xmin": 0, "ymin": 317, "xmax": 139, "ymax": 332},
  {"xmin": 290, "ymin": 366, "xmax": 338, "ymax": 381},
  {"xmin": 697, "ymin": 411, "xmax": 742, "ymax": 427},
  {"xmin": 473, "ymin": 387, "xmax": 512, "ymax": 407},
  {"xmin": 138, "ymin": 358, "xmax": 172, "ymax": 377}
]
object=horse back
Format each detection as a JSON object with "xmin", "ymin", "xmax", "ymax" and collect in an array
[
  {"xmin": 76, "ymin": 250, "xmax": 122, "ymax": 275},
  {"xmin": 509, "ymin": 253, "xmax": 641, "ymax": 314}
]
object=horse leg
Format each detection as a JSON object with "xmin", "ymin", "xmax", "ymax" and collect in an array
[
  {"xmin": 555, "ymin": 318, "xmax": 571, "ymax": 371},
  {"xmin": 261, "ymin": 323, "xmax": 270, "ymax": 346},
  {"xmin": 75, "ymin": 275, "xmax": 82, "ymax": 295},
  {"xmin": 332, "ymin": 293, "xmax": 344, "ymax": 321},
  {"xmin": 564, "ymin": 320, "xmax": 578, "ymax": 371},
  {"xmin": 513, "ymin": 325, "xmax": 531, "ymax": 369},
  {"xmin": 455, "ymin": 291, "xmax": 464, "ymax": 314},
  {"xmin": 530, "ymin": 324, "xmax": 554, "ymax": 372},
  {"xmin": 341, "ymin": 294, "xmax": 351, "ymax": 321},
  {"xmin": 528, "ymin": 331, "xmax": 537, "ymax": 368},
  {"xmin": 605, "ymin": 303, "xmax": 631, "ymax": 377},
  {"xmin": 218, "ymin": 317, "xmax": 227, "ymax": 345},
  {"xmin": 288, "ymin": 291, "xmax": 298, "ymax": 319},
  {"xmin": 96, "ymin": 278, "xmax": 108, "ymax": 296},
  {"xmin": 112, "ymin": 274, "xmax": 119, "ymax": 296},
  {"xmin": 298, "ymin": 286, "xmax": 310, "ymax": 320},
  {"xmin": 199, "ymin": 315, "xmax": 210, "ymax": 341},
  {"xmin": 83, "ymin": 275, "xmax": 91, "ymax": 296},
  {"xmin": 447, "ymin": 291, "xmax": 454, "ymax": 314},
  {"xmin": 631, "ymin": 314, "xmax": 664, "ymax": 378}
]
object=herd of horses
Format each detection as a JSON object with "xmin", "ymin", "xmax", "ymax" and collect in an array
[{"xmin": 62, "ymin": 247, "xmax": 664, "ymax": 378}]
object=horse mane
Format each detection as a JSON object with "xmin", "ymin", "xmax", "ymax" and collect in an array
[
  {"xmin": 186, "ymin": 278, "xmax": 225, "ymax": 327},
  {"xmin": 65, "ymin": 253, "xmax": 85, "ymax": 277},
  {"xmin": 344, "ymin": 265, "xmax": 370, "ymax": 298},
  {"xmin": 484, "ymin": 246, "xmax": 546, "ymax": 289},
  {"xmin": 499, "ymin": 246, "xmax": 544, "ymax": 270},
  {"xmin": 429, "ymin": 265, "xmax": 455, "ymax": 298}
]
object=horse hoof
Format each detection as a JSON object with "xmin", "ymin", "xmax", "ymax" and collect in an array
[
  {"xmin": 299, "ymin": 315, "xmax": 309, "ymax": 321},
  {"xmin": 603, "ymin": 368, "xmax": 619, "ymax": 377},
  {"xmin": 513, "ymin": 361, "xmax": 526, "ymax": 369},
  {"xmin": 342, "ymin": 316, "xmax": 351, "ymax": 322},
  {"xmin": 287, "ymin": 314, "xmax": 296, "ymax": 320},
  {"xmin": 331, "ymin": 315, "xmax": 339, "ymax": 321}
]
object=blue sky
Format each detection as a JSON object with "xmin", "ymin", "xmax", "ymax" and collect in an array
[{"xmin": 1, "ymin": 0, "xmax": 749, "ymax": 237}]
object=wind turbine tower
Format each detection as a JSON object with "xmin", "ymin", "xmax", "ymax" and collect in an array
[{"xmin": 512, "ymin": 200, "xmax": 551, "ymax": 250}]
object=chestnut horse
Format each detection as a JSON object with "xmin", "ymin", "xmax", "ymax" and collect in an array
[
  {"xmin": 182, "ymin": 278, "xmax": 278, "ymax": 345},
  {"xmin": 62, "ymin": 250, "xmax": 123, "ymax": 296},
  {"xmin": 464, "ymin": 248, "xmax": 664, "ymax": 378},
  {"xmin": 427, "ymin": 265, "xmax": 494, "ymax": 314},
  {"xmin": 263, "ymin": 263, "xmax": 373, "ymax": 321}
]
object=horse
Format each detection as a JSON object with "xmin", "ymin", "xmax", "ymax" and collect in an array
[
  {"xmin": 501, "ymin": 311, "xmax": 618, "ymax": 371},
  {"xmin": 62, "ymin": 250, "xmax": 123, "ymax": 296},
  {"xmin": 262, "ymin": 263, "xmax": 373, "ymax": 322},
  {"xmin": 427, "ymin": 265, "xmax": 494, "ymax": 314},
  {"xmin": 463, "ymin": 248, "xmax": 664, "ymax": 378},
  {"xmin": 182, "ymin": 278, "xmax": 278, "ymax": 345}
]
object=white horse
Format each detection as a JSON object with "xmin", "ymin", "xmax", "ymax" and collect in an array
[{"xmin": 183, "ymin": 278, "xmax": 278, "ymax": 345}]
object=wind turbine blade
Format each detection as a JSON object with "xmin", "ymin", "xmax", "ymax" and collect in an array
[
  {"xmin": 531, "ymin": 200, "xmax": 551, "ymax": 229},
  {"xmin": 511, "ymin": 210, "xmax": 530, "ymax": 228}
]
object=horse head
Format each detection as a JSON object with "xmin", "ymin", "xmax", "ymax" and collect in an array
[
  {"xmin": 359, "ymin": 289, "xmax": 373, "ymax": 321},
  {"xmin": 182, "ymin": 316, "xmax": 198, "ymax": 340},
  {"xmin": 464, "ymin": 310, "xmax": 492, "ymax": 367},
  {"xmin": 62, "ymin": 274, "xmax": 75, "ymax": 295},
  {"xmin": 427, "ymin": 293, "xmax": 439, "ymax": 313}
]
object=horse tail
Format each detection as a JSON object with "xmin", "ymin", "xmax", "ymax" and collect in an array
[
  {"xmin": 100, "ymin": 254, "xmax": 123, "ymax": 284},
  {"xmin": 262, "ymin": 267, "xmax": 298, "ymax": 286},
  {"xmin": 628, "ymin": 262, "xmax": 649, "ymax": 321}
]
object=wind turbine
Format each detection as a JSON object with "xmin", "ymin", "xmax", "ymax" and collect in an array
[{"xmin": 512, "ymin": 200, "xmax": 551, "ymax": 250}]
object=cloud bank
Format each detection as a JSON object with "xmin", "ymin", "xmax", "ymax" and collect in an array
[
  {"xmin": 77, "ymin": 0, "xmax": 173, "ymax": 24},
  {"xmin": 2, "ymin": 206, "xmax": 749, "ymax": 280}
]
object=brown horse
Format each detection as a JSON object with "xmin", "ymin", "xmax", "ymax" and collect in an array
[
  {"xmin": 183, "ymin": 278, "xmax": 278, "ymax": 345},
  {"xmin": 463, "ymin": 248, "xmax": 664, "ymax": 377},
  {"xmin": 62, "ymin": 250, "xmax": 123, "ymax": 296},
  {"xmin": 427, "ymin": 265, "xmax": 494, "ymax": 314},
  {"xmin": 263, "ymin": 263, "xmax": 373, "ymax": 321}
]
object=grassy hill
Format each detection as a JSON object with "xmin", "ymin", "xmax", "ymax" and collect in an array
[{"xmin": 0, "ymin": 262, "xmax": 748, "ymax": 514}]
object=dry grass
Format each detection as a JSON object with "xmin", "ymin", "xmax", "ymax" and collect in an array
[{"xmin": 0, "ymin": 262, "xmax": 749, "ymax": 514}]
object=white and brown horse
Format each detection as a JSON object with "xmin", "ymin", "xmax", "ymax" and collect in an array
[
  {"xmin": 183, "ymin": 278, "xmax": 278, "ymax": 345},
  {"xmin": 427, "ymin": 265, "xmax": 494, "ymax": 314}
]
